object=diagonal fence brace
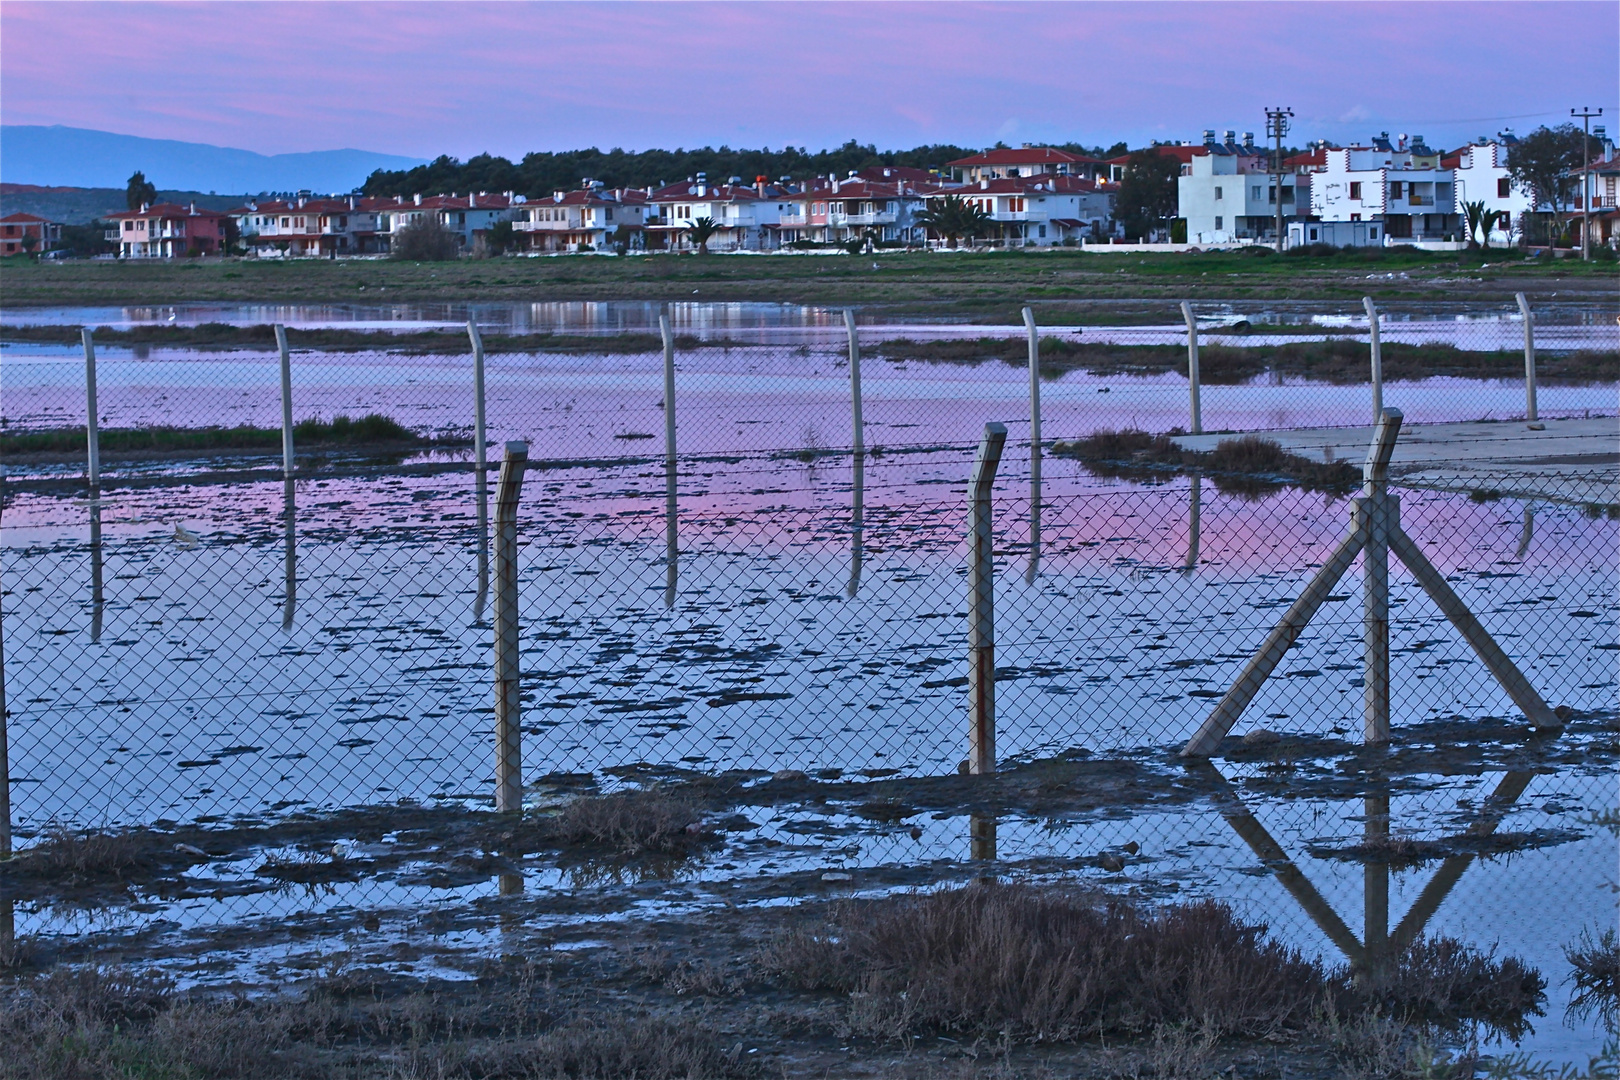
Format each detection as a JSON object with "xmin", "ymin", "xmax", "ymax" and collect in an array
[{"xmin": 1183, "ymin": 408, "xmax": 1559, "ymax": 757}]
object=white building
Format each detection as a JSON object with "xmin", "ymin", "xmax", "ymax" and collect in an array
[
  {"xmin": 375, "ymin": 193, "xmax": 520, "ymax": 251},
  {"xmin": 776, "ymin": 176, "xmax": 937, "ymax": 246},
  {"xmin": 1307, "ymin": 134, "xmax": 1459, "ymax": 242},
  {"xmin": 924, "ymin": 175, "xmax": 1115, "ymax": 246},
  {"xmin": 1176, "ymin": 131, "xmax": 1306, "ymax": 244},
  {"xmin": 1446, "ymin": 140, "xmax": 1533, "ymax": 244},
  {"xmin": 511, "ymin": 183, "xmax": 649, "ymax": 252},
  {"xmin": 646, "ymin": 175, "xmax": 791, "ymax": 251}
]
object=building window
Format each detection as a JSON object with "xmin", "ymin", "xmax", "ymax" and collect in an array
[
  {"xmin": 1252, "ymin": 186, "xmax": 1261, "ymax": 200},
  {"xmin": 1309, "ymin": 227, "xmax": 1319, "ymax": 240},
  {"xmin": 1215, "ymin": 216, "xmax": 1223, "ymax": 230},
  {"xmin": 1389, "ymin": 181, "xmax": 1404, "ymax": 200},
  {"xmin": 1038, "ymin": 224, "xmax": 1047, "ymax": 237},
  {"xmin": 1349, "ymin": 182, "xmax": 1363, "ymax": 200},
  {"xmin": 1497, "ymin": 178, "xmax": 1511, "ymax": 198},
  {"xmin": 1214, "ymin": 186, "xmax": 1223, "ymax": 200}
]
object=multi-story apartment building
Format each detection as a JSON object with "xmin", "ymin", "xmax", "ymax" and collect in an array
[
  {"xmin": 233, "ymin": 196, "xmax": 394, "ymax": 255},
  {"xmin": 105, "ymin": 202, "xmax": 227, "ymax": 258},
  {"xmin": 776, "ymin": 176, "xmax": 938, "ymax": 246},
  {"xmin": 947, "ymin": 146, "xmax": 1106, "ymax": 183},
  {"xmin": 1177, "ymin": 131, "xmax": 1307, "ymax": 244},
  {"xmin": 0, "ymin": 212, "xmax": 61, "ymax": 255},
  {"xmin": 646, "ymin": 175, "xmax": 793, "ymax": 251},
  {"xmin": 1307, "ymin": 134, "xmax": 1459, "ymax": 241},
  {"xmin": 375, "ymin": 192, "xmax": 520, "ymax": 251},
  {"xmin": 1442, "ymin": 139, "xmax": 1533, "ymax": 245},
  {"xmin": 925, "ymin": 174, "xmax": 1115, "ymax": 245},
  {"xmin": 511, "ymin": 183, "xmax": 649, "ymax": 252}
]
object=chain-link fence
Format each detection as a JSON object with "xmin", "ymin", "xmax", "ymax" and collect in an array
[
  {"xmin": 2, "ymin": 302, "xmax": 1617, "ymax": 831},
  {"xmin": 3, "ymin": 300, "xmax": 1616, "ymax": 1058}
]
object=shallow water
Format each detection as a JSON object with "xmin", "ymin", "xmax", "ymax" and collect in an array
[
  {"xmin": 3, "ymin": 339, "xmax": 1615, "ymax": 481},
  {"xmin": 3, "ymin": 741, "xmax": 1613, "ymax": 1066}
]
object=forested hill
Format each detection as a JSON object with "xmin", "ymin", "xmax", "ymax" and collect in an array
[{"xmin": 359, "ymin": 139, "xmax": 1129, "ymax": 198}]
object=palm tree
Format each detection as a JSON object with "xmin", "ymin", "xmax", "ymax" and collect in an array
[
  {"xmin": 1480, "ymin": 207, "xmax": 1506, "ymax": 249},
  {"xmin": 1460, "ymin": 199, "xmax": 1488, "ymax": 249},
  {"xmin": 685, "ymin": 216, "xmax": 720, "ymax": 254},
  {"xmin": 915, "ymin": 195, "xmax": 993, "ymax": 249}
]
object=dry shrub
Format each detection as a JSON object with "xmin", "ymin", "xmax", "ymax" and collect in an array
[
  {"xmin": 761, "ymin": 883, "xmax": 1330, "ymax": 1041},
  {"xmin": 545, "ymin": 788, "xmax": 707, "ymax": 856},
  {"xmin": 461, "ymin": 1018, "xmax": 755, "ymax": 1079},
  {"xmin": 1052, "ymin": 429, "xmax": 1356, "ymax": 495},
  {"xmin": 1368, "ymin": 937, "xmax": 1545, "ymax": 1038},
  {"xmin": 1568, "ymin": 927, "xmax": 1620, "ymax": 1010},
  {"xmin": 4, "ymin": 825, "xmax": 179, "ymax": 886}
]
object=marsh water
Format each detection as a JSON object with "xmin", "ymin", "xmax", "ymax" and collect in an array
[{"xmin": 2, "ymin": 300, "xmax": 1616, "ymax": 1067}]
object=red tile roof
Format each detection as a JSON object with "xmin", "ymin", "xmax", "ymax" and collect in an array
[
  {"xmin": 0, "ymin": 212, "xmax": 53, "ymax": 224},
  {"xmin": 947, "ymin": 147, "xmax": 1098, "ymax": 168},
  {"xmin": 1105, "ymin": 145, "xmax": 1205, "ymax": 166},
  {"xmin": 105, "ymin": 203, "xmax": 227, "ymax": 220}
]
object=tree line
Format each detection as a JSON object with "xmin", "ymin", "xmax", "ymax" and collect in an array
[{"xmin": 359, "ymin": 139, "xmax": 1130, "ymax": 198}]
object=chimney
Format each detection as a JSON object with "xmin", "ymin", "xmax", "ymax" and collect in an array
[
  {"xmin": 980, "ymin": 179, "xmax": 989, "ymax": 190},
  {"xmin": 469, "ymin": 192, "xmax": 476, "ymax": 208},
  {"xmin": 413, "ymin": 193, "xmax": 421, "ymax": 206},
  {"xmin": 756, "ymin": 176, "xmax": 767, "ymax": 197},
  {"xmin": 189, "ymin": 201, "xmax": 196, "ymax": 214}
]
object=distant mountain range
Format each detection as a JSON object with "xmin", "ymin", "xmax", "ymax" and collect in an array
[{"xmin": 0, "ymin": 125, "xmax": 426, "ymax": 196}]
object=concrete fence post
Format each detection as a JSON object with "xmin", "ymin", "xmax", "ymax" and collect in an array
[
  {"xmin": 1179, "ymin": 302, "xmax": 1202, "ymax": 435},
  {"xmin": 1022, "ymin": 306, "xmax": 1042, "ymax": 583},
  {"xmin": 274, "ymin": 324, "xmax": 294, "ymax": 478},
  {"xmin": 493, "ymin": 440, "xmax": 529, "ymax": 813},
  {"xmin": 844, "ymin": 309, "xmax": 864, "ymax": 598},
  {"xmin": 467, "ymin": 320, "xmax": 491, "ymax": 617},
  {"xmin": 81, "ymin": 329, "xmax": 100, "ymax": 486},
  {"xmin": 1362, "ymin": 297, "xmax": 1383, "ymax": 421},
  {"xmin": 1516, "ymin": 292, "xmax": 1538, "ymax": 422},
  {"xmin": 968, "ymin": 422, "xmax": 1008, "ymax": 775},
  {"xmin": 660, "ymin": 314, "xmax": 678, "ymax": 608}
]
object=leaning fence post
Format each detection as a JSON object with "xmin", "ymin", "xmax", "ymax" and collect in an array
[
  {"xmin": 1022, "ymin": 306, "xmax": 1042, "ymax": 583},
  {"xmin": 1516, "ymin": 292, "xmax": 1538, "ymax": 422},
  {"xmin": 1179, "ymin": 302, "xmax": 1202, "ymax": 435},
  {"xmin": 968, "ymin": 422, "xmax": 1008, "ymax": 775},
  {"xmin": 80, "ymin": 329, "xmax": 100, "ymax": 486},
  {"xmin": 493, "ymin": 440, "xmax": 529, "ymax": 813},
  {"xmin": 660, "ymin": 314, "xmax": 678, "ymax": 608},
  {"xmin": 844, "ymin": 309, "xmax": 864, "ymax": 598},
  {"xmin": 467, "ymin": 320, "xmax": 491, "ymax": 617},
  {"xmin": 274, "ymin": 324, "xmax": 294, "ymax": 478},
  {"xmin": 1362, "ymin": 297, "xmax": 1383, "ymax": 422}
]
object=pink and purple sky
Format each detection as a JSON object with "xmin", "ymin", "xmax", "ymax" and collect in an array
[{"xmin": 3, "ymin": 1, "xmax": 1615, "ymax": 158}]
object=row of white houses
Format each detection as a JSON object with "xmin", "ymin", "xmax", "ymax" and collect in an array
[{"xmin": 211, "ymin": 147, "xmax": 1125, "ymax": 256}]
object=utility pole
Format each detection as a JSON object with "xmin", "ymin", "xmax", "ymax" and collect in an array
[
  {"xmin": 1572, "ymin": 107, "xmax": 1602, "ymax": 260},
  {"xmin": 1266, "ymin": 106, "xmax": 1295, "ymax": 253}
]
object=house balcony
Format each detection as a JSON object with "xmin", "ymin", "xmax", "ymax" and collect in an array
[
  {"xmin": 988, "ymin": 211, "xmax": 1031, "ymax": 222},
  {"xmin": 514, "ymin": 220, "xmax": 585, "ymax": 232},
  {"xmin": 829, "ymin": 211, "xmax": 898, "ymax": 225}
]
